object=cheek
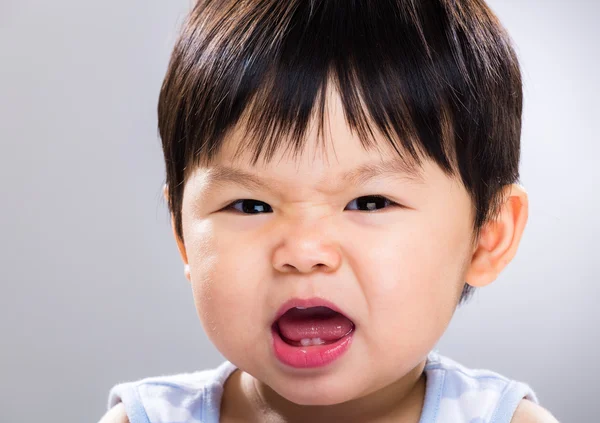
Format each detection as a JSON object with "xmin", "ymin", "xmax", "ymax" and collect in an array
[
  {"xmin": 359, "ymin": 222, "xmax": 464, "ymax": 298},
  {"xmin": 354, "ymin": 217, "xmax": 469, "ymax": 352},
  {"xmin": 185, "ymin": 220, "xmax": 266, "ymax": 352}
]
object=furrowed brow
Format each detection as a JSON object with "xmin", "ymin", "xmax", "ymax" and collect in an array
[
  {"xmin": 203, "ymin": 158, "xmax": 424, "ymax": 194},
  {"xmin": 342, "ymin": 158, "xmax": 424, "ymax": 187},
  {"xmin": 203, "ymin": 166, "xmax": 280, "ymax": 192}
]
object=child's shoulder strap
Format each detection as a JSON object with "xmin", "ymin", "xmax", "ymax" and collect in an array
[
  {"xmin": 106, "ymin": 360, "xmax": 237, "ymax": 423},
  {"xmin": 420, "ymin": 351, "xmax": 538, "ymax": 423}
]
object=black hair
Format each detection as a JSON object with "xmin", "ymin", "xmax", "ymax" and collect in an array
[{"xmin": 158, "ymin": 0, "xmax": 523, "ymax": 305}]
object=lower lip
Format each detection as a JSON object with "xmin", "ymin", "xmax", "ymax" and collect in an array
[{"xmin": 271, "ymin": 326, "xmax": 354, "ymax": 369}]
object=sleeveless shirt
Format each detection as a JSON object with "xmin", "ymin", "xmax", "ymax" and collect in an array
[{"xmin": 107, "ymin": 350, "xmax": 538, "ymax": 423}]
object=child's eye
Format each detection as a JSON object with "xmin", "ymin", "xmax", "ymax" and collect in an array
[
  {"xmin": 226, "ymin": 199, "xmax": 273, "ymax": 214},
  {"xmin": 345, "ymin": 195, "xmax": 399, "ymax": 212},
  {"xmin": 224, "ymin": 195, "xmax": 400, "ymax": 214}
]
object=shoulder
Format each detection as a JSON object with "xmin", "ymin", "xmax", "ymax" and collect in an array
[
  {"xmin": 103, "ymin": 361, "xmax": 238, "ymax": 423},
  {"xmin": 510, "ymin": 399, "xmax": 560, "ymax": 423},
  {"xmin": 426, "ymin": 352, "xmax": 555, "ymax": 422},
  {"xmin": 98, "ymin": 402, "xmax": 129, "ymax": 423}
]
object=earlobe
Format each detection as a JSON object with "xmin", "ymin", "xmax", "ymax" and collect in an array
[
  {"xmin": 164, "ymin": 184, "xmax": 191, "ymax": 282},
  {"xmin": 465, "ymin": 184, "xmax": 529, "ymax": 288}
]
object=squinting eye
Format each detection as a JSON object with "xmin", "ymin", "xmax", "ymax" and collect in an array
[
  {"xmin": 226, "ymin": 199, "xmax": 273, "ymax": 214},
  {"xmin": 224, "ymin": 195, "xmax": 399, "ymax": 215},
  {"xmin": 345, "ymin": 195, "xmax": 398, "ymax": 212}
]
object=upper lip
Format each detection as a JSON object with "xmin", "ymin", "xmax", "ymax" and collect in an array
[{"xmin": 273, "ymin": 297, "xmax": 354, "ymax": 325}]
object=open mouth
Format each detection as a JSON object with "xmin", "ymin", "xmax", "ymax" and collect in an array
[
  {"xmin": 272, "ymin": 305, "xmax": 355, "ymax": 346},
  {"xmin": 271, "ymin": 304, "xmax": 356, "ymax": 368}
]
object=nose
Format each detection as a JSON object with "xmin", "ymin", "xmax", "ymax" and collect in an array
[{"xmin": 272, "ymin": 220, "xmax": 342, "ymax": 274}]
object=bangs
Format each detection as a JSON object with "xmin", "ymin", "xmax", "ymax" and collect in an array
[{"xmin": 157, "ymin": 0, "xmax": 487, "ymax": 177}]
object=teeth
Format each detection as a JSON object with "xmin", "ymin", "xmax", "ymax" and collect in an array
[
  {"xmin": 295, "ymin": 306, "xmax": 307, "ymax": 310},
  {"xmin": 300, "ymin": 338, "xmax": 325, "ymax": 346}
]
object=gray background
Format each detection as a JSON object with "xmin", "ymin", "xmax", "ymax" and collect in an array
[{"xmin": 1, "ymin": 0, "xmax": 597, "ymax": 421}]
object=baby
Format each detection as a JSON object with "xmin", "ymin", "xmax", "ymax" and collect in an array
[{"xmin": 99, "ymin": 0, "xmax": 559, "ymax": 422}]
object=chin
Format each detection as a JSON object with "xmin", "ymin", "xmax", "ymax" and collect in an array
[{"xmin": 270, "ymin": 374, "xmax": 359, "ymax": 406}]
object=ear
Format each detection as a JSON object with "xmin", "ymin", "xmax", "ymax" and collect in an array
[
  {"xmin": 465, "ymin": 183, "xmax": 529, "ymax": 288},
  {"xmin": 163, "ymin": 184, "xmax": 191, "ymax": 282}
]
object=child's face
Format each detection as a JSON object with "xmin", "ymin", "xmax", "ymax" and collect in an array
[{"xmin": 175, "ymin": 91, "xmax": 476, "ymax": 406}]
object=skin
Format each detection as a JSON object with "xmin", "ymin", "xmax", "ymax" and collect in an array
[{"xmin": 99, "ymin": 86, "xmax": 559, "ymax": 423}]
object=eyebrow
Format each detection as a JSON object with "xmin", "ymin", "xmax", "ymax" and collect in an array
[{"xmin": 203, "ymin": 158, "xmax": 424, "ymax": 194}]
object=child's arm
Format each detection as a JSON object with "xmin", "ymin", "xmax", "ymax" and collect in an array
[
  {"xmin": 512, "ymin": 400, "xmax": 560, "ymax": 423},
  {"xmin": 97, "ymin": 403, "xmax": 129, "ymax": 423}
]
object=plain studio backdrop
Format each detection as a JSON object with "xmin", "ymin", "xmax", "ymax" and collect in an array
[{"xmin": 1, "ymin": 0, "xmax": 597, "ymax": 421}]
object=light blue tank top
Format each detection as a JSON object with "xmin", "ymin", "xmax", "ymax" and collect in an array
[{"xmin": 107, "ymin": 350, "xmax": 538, "ymax": 423}]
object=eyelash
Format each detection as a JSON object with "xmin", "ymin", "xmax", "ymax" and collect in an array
[{"xmin": 223, "ymin": 195, "xmax": 403, "ymax": 214}]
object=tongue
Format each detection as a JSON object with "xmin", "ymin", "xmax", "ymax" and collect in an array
[{"xmin": 277, "ymin": 306, "xmax": 354, "ymax": 342}]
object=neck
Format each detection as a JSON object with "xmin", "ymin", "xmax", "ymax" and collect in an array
[{"xmin": 225, "ymin": 360, "xmax": 427, "ymax": 423}]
